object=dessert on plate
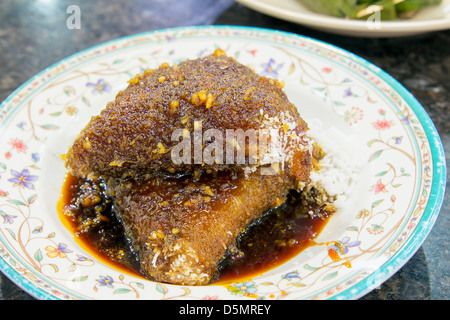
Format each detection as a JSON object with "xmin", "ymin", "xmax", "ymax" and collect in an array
[{"xmin": 62, "ymin": 49, "xmax": 339, "ymax": 286}]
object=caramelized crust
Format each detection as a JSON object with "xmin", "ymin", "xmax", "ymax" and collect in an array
[
  {"xmin": 66, "ymin": 52, "xmax": 312, "ymax": 181},
  {"xmin": 108, "ymin": 170, "xmax": 295, "ymax": 285}
]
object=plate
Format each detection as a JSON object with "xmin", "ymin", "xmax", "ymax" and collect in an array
[
  {"xmin": 0, "ymin": 26, "xmax": 445, "ymax": 300},
  {"xmin": 236, "ymin": 0, "xmax": 450, "ymax": 37}
]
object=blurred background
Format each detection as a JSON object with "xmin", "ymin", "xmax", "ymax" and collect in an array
[{"xmin": 0, "ymin": 0, "xmax": 448, "ymax": 300}]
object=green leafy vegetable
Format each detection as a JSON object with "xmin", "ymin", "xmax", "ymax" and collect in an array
[{"xmin": 298, "ymin": 0, "xmax": 442, "ymax": 20}]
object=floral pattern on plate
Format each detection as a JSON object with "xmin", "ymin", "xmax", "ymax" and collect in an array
[{"xmin": 0, "ymin": 26, "xmax": 445, "ymax": 300}]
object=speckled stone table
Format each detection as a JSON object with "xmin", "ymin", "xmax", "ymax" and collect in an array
[{"xmin": 0, "ymin": 0, "xmax": 448, "ymax": 300}]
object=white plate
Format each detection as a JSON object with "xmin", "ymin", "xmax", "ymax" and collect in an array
[
  {"xmin": 237, "ymin": 0, "xmax": 450, "ymax": 37},
  {"xmin": 0, "ymin": 26, "xmax": 445, "ymax": 300}
]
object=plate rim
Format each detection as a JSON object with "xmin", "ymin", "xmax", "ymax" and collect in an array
[
  {"xmin": 236, "ymin": 0, "xmax": 450, "ymax": 36},
  {"xmin": 0, "ymin": 25, "xmax": 446, "ymax": 300}
]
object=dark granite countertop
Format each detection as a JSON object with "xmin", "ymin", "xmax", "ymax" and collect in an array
[{"xmin": 0, "ymin": 0, "xmax": 448, "ymax": 300}]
